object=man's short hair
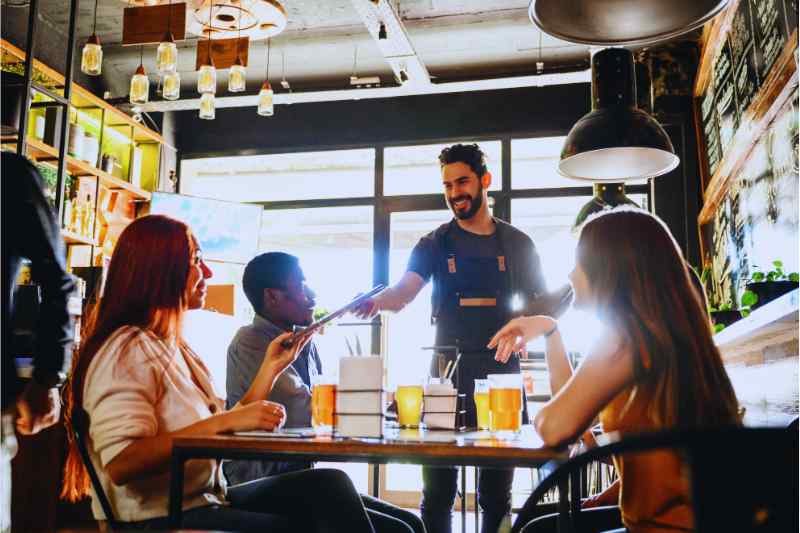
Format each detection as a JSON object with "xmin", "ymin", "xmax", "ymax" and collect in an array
[
  {"xmin": 242, "ymin": 252, "xmax": 300, "ymax": 315},
  {"xmin": 438, "ymin": 143, "xmax": 488, "ymax": 178}
]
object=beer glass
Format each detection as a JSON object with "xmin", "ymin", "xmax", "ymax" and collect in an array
[
  {"xmin": 488, "ymin": 374, "xmax": 523, "ymax": 438},
  {"xmin": 396, "ymin": 384, "xmax": 423, "ymax": 428},
  {"xmin": 473, "ymin": 379, "xmax": 491, "ymax": 430},
  {"xmin": 312, "ymin": 375, "xmax": 337, "ymax": 434}
]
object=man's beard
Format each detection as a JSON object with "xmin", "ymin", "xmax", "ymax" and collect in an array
[{"xmin": 448, "ymin": 187, "xmax": 483, "ymax": 220}]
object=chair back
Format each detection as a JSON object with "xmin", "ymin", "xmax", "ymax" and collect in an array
[
  {"xmin": 689, "ymin": 426, "xmax": 798, "ymax": 533},
  {"xmin": 512, "ymin": 427, "xmax": 799, "ymax": 533},
  {"xmin": 72, "ymin": 408, "xmax": 121, "ymax": 529}
]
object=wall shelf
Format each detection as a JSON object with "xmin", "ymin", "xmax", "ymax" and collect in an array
[
  {"xmin": 25, "ymin": 138, "xmax": 152, "ymax": 200},
  {"xmin": 715, "ymin": 288, "xmax": 799, "ymax": 363},
  {"xmin": 61, "ymin": 228, "xmax": 98, "ymax": 246}
]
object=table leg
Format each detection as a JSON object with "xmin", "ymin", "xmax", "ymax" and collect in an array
[
  {"xmin": 474, "ymin": 466, "xmax": 479, "ymax": 533},
  {"xmin": 168, "ymin": 448, "xmax": 186, "ymax": 529},
  {"xmin": 570, "ymin": 468, "xmax": 581, "ymax": 532},
  {"xmin": 370, "ymin": 464, "xmax": 380, "ymax": 497},
  {"xmin": 461, "ymin": 465, "xmax": 467, "ymax": 533}
]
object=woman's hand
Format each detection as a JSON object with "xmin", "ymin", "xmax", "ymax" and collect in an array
[
  {"xmin": 222, "ymin": 400, "xmax": 286, "ymax": 433},
  {"xmin": 263, "ymin": 331, "xmax": 312, "ymax": 376},
  {"xmin": 582, "ymin": 479, "xmax": 620, "ymax": 509},
  {"xmin": 488, "ymin": 316, "xmax": 557, "ymax": 363}
]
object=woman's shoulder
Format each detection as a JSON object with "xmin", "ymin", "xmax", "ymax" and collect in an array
[{"xmin": 87, "ymin": 326, "xmax": 170, "ymax": 380}]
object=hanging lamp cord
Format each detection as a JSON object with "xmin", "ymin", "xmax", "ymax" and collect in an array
[{"xmin": 92, "ymin": 0, "xmax": 98, "ymax": 34}]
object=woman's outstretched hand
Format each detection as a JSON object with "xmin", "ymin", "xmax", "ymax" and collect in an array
[
  {"xmin": 264, "ymin": 331, "xmax": 312, "ymax": 376},
  {"xmin": 488, "ymin": 316, "xmax": 557, "ymax": 363}
]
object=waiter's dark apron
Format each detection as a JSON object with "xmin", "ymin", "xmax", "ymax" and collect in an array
[{"xmin": 429, "ymin": 228, "xmax": 529, "ymax": 429}]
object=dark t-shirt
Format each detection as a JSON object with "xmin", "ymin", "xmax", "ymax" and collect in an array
[
  {"xmin": 408, "ymin": 222, "xmax": 501, "ymax": 281},
  {"xmin": 407, "ymin": 218, "xmax": 547, "ymax": 306}
]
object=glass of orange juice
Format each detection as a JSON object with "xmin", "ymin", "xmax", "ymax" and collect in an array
[
  {"xmin": 488, "ymin": 374, "xmax": 522, "ymax": 438},
  {"xmin": 312, "ymin": 375, "xmax": 337, "ymax": 434},
  {"xmin": 474, "ymin": 379, "xmax": 491, "ymax": 430},
  {"xmin": 396, "ymin": 383, "xmax": 424, "ymax": 428}
]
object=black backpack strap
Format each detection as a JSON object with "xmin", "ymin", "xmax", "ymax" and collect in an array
[{"xmin": 430, "ymin": 220, "xmax": 456, "ymax": 324}]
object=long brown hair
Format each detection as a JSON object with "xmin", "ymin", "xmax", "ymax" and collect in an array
[
  {"xmin": 577, "ymin": 207, "xmax": 739, "ymax": 429},
  {"xmin": 61, "ymin": 215, "xmax": 196, "ymax": 501}
]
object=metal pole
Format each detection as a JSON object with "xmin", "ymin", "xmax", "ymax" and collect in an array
[
  {"xmin": 16, "ymin": 0, "xmax": 39, "ymax": 156},
  {"xmin": 54, "ymin": 0, "xmax": 81, "ymax": 225}
]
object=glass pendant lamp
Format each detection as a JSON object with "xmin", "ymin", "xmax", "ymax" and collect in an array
[
  {"xmin": 81, "ymin": 0, "xmax": 102, "ymax": 76},
  {"xmin": 228, "ymin": 9, "xmax": 246, "ymax": 92},
  {"xmin": 229, "ymin": 58, "xmax": 247, "ymax": 92},
  {"xmin": 257, "ymin": 39, "xmax": 274, "ymax": 116},
  {"xmin": 162, "ymin": 70, "xmax": 180, "ymax": 100},
  {"xmin": 129, "ymin": 48, "xmax": 149, "ymax": 105},
  {"xmin": 199, "ymin": 92, "xmax": 215, "ymax": 120},
  {"xmin": 257, "ymin": 81, "xmax": 273, "ymax": 116},
  {"xmin": 156, "ymin": 0, "xmax": 178, "ymax": 73},
  {"xmin": 197, "ymin": 3, "xmax": 217, "ymax": 94}
]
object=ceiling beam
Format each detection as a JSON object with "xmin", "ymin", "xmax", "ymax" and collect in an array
[{"xmin": 135, "ymin": 68, "xmax": 590, "ymax": 112}]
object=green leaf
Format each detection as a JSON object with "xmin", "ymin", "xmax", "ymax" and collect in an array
[
  {"xmin": 719, "ymin": 302, "xmax": 732, "ymax": 311},
  {"xmin": 752, "ymin": 272, "xmax": 765, "ymax": 282},
  {"xmin": 790, "ymin": 273, "xmax": 799, "ymax": 282},
  {"xmin": 741, "ymin": 290, "xmax": 758, "ymax": 307},
  {"xmin": 773, "ymin": 260, "xmax": 783, "ymax": 268},
  {"xmin": 714, "ymin": 323, "xmax": 726, "ymax": 334},
  {"xmin": 767, "ymin": 271, "xmax": 778, "ymax": 282},
  {"xmin": 741, "ymin": 308, "xmax": 750, "ymax": 318}
]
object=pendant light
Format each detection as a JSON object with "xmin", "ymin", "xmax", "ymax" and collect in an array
[
  {"xmin": 197, "ymin": 3, "xmax": 217, "ymax": 94},
  {"xmin": 162, "ymin": 70, "xmax": 180, "ymax": 100},
  {"xmin": 573, "ymin": 183, "xmax": 640, "ymax": 228},
  {"xmin": 156, "ymin": 0, "xmax": 178, "ymax": 74},
  {"xmin": 129, "ymin": 46, "xmax": 149, "ymax": 105},
  {"xmin": 228, "ymin": 7, "xmax": 246, "ymax": 92},
  {"xmin": 257, "ymin": 38, "xmax": 274, "ymax": 116},
  {"xmin": 529, "ymin": 0, "xmax": 730, "ymax": 46},
  {"xmin": 199, "ymin": 92, "xmax": 215, "ymax": 120},
  {"xmin": 80, "ymin": 0, "xmax": 102, "ymax": 76},
  {"xmin": 558, "ymin": 48, "xmax": 678, "ymax": 181}
]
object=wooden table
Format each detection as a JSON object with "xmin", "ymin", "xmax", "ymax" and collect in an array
[{"xmin": 168, "ymin": 425, "xmax": 568, "ymax": 529}]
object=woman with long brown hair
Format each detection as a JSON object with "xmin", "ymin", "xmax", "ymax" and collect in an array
[
  {"xmin": 489, "ymin": 207, "xmax": 740, "ymax": 533},
  {"xmin": 61, "ymin": 214, "xmax": 417, "ymax": 533}
]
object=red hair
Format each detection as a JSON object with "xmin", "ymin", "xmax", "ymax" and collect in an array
[{"xmin": 61, "ymin": 215, "xmax": 195, "ymax": 501}]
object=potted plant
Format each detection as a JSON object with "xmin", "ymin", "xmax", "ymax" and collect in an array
[
  {"xmin": 741, "ymin": 261, "xmax": 799, "ymax": 310},
  {"xmin": 708, "ymin": 302, "xmax": 742, "ymax": 333}
]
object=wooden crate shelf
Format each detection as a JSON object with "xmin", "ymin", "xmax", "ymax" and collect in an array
[
  {"xmin": 61, "ymin": 228, "xmax": 98, "ymax": 246},
  {"xmin": 25, "ymin": 138, "xmax": 151, "ymax": 200},
  {"xmin": 715, "ymin": 289, "xmax": 799, "ymax": 363}
]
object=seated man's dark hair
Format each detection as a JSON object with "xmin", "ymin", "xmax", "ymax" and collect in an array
[
  {"xmin": 243, "ymin": 252, "xmax": 300, "ymax": 316},
  {"xmin": 438, "ymin": 143, "xmax": 488, "ymax": 178}
]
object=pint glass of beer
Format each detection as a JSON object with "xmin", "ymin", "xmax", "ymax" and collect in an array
[
  {"xmin": 396, "ymin": 384, "xmax": 424, "ymax": 428},
  {"xmin": 473, "ymin": 379, "xmax": 491, "ymax": 430},
  {"xmin": 312, "ymin": 375, "xmax": 337, "ymax": 434},
  {"xmin": 488, "ymin": 374, "xmax": 522, "ymax": 438}
]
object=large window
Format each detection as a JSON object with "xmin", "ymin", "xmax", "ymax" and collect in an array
[
  {"xmin": 181, "ymin": 148, "xmax": 375, "ymax": 202},
  {"xmin": 384, "ymin": 141, "xmax": 502, "ymax": 196}
]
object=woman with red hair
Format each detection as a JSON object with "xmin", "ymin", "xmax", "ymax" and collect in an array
[{"xmin": 62, "ymin": 214, "xmax": 418, "ymax": 533}]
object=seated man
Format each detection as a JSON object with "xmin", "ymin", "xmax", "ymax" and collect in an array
[
  {"xmin": 224, "ymin": 252, "xmax": 320, "ymax": 485},
  {"xmin": 225, "ymin": 253, "xmax": 425, "ymax": 533}
]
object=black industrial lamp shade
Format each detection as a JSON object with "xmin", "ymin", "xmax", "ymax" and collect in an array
[
  {"xmin": 529, "ymin": 0, "xmax": 730, "ymax": 46},
  {"xmin": 558, "ymin": 48, "xmax": 679, "ymax": 182}
]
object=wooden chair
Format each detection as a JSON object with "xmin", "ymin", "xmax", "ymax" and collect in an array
[{"xmin": 512, "ymin": 426, "xmax": 798, "ymax": 533}]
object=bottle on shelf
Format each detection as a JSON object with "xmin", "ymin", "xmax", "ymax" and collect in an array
[
  {"xmin": 69, "ymin": 194, "xmax": 81, "ymax": 235},
  {"xmin": 80, "ymin": 194, "xmax": 93, "ymax": 239}
]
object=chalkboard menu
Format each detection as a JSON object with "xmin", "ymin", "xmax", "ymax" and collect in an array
[
  {"xmin": 714, "ymin": 42, "xmax": 738, "ymax": 156},
  {"xmin": 751, "ymin": 0, "xmax": 788, "ymax": 80},
  {"xmin": 701, "ymin": 86, "xmax": 723, "ymax": 175},
  {"xmin": 730, "ymin": 0, "xmax": 760, "ymax": 113},
  {"xmin": 697, "ymin": 0, "xmax": 798, "ymax": 179}
]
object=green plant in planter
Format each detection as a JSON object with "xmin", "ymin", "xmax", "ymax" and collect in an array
[{"xmin": 741, "ymin": 261, "xmax": 800, "ymax": 310}]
